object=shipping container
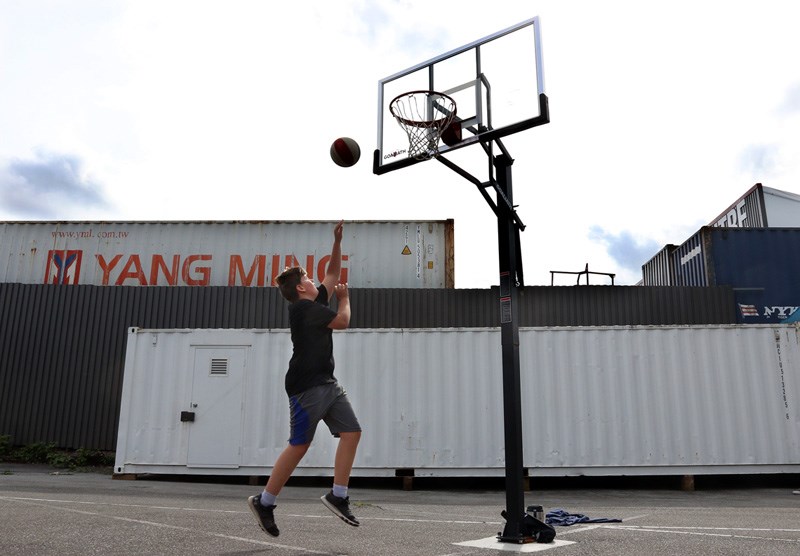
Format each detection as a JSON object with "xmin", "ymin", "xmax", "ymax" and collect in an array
[
  {"xmin": 673, "ymin": 230, "xmax": 707, "ymax": 287},
  {"xmin": 643, "ymin": 184, "xmax": 800, "ymax": 285},
  {"xmin": 641, "ymin": 244, "xmax": 677, "ymax": 286},
  {"xmin": 673, "ymin": 227, "xmax": 800, "ymax": 323},
  {"xmin": 0, "ymin": 283, "xmax": 735, "ymax": 451},
  {"xmin": 0, "ymin": 220, "xmax": 455, "ymax": 288},
  {"xmin": 709, "ymin": 183, "xmax": 800, "ymax": 228},
  {"xmin": 114, "ymin": 324, "xmax": 800, "ymax": 478}
]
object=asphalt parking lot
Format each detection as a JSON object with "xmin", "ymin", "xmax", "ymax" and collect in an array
[{"xmin": 1, "ymin": 465, "xmax": 799, "ymax": 555}]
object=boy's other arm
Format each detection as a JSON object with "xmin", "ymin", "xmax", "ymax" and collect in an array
[
  {"xmin": 321, "ymin": 220, "xmax": 344, "ymax": 294},
  {"xmin": 327, "ymin": 283, "xmax": 350, "ymax": 330}
]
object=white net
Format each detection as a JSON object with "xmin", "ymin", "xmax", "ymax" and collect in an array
[{"xmin": 389, "ymin": 91, "xmax": 457, "ymax": 160}]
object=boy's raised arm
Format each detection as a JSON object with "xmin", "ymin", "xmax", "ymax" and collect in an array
[{"xmin": 321, "ymin": 220, "xmax": 344, "ymax": 294}]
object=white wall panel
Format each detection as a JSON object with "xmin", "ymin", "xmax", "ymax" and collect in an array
[
  {"xmin": 522, "ymin": 326, "xmax": 800, "ymax": 474},
  {"xmin": 115, "ymin": 325, "xmax": 800, "ymax": 477}
]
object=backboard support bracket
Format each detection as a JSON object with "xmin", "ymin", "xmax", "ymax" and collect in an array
[
  {"xmin": 374, "ymin": 93, "xmax": 549, "ymax": 175},
  {"xmin": 435, "ymin": 155, "xmax": 526, "ymax": 232}
]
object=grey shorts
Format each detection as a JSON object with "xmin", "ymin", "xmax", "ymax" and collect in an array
[{"xmin": 288, "ymin": 382, "xmax": 361, "ymax": 446}]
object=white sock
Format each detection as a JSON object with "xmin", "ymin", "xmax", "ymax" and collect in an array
[
  {"xmin": 260, "ymin": 490, "xmax": 277, "ymax": 506},
  {"xmin": 332, "ymin": 484, "xmax": 348, "ymax": 499}
]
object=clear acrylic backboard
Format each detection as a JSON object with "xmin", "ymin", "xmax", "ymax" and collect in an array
[{"xmin": 374, "ymin": 17, "xmax": 547, "ymax": 174}]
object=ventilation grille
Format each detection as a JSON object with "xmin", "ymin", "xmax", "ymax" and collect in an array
[{"xmin": 210, "ymin": 358, "xmax": 229, "ymax": 376}]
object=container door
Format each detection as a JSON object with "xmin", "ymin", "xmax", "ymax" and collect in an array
[{"xmin": 187, "ymin": 347, "xmax": 246, "ymax": 467}]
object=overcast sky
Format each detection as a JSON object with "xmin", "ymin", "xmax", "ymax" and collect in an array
[{"xmin": 1, "ymin": 0, "xmax": 799, "ymax": 287}]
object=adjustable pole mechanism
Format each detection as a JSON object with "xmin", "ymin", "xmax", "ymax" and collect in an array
[{"xmin": 493, "ymin": 154, "xmax": 528, "ymax": 543}]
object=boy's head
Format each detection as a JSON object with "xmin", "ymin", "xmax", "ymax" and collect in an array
[{"xmin": 276, "ymin": 266, "xmax": 317, "ymax": 302}]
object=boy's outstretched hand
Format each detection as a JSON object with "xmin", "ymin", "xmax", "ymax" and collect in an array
[
  {"xmin": 334, "ymin": 220, "xmax": 344, "ymax": 243},
  {"xmin": 334, "ymin": 282, "xmax": 348, "ymax": 300},
  {"xmin": 329, "ymin": 282, "xmax": 351, "ymax": 329}
]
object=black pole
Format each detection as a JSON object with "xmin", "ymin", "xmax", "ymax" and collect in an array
[{"xmin": 494, "ymin": 154, "xmax": 527, "ymax": 543}]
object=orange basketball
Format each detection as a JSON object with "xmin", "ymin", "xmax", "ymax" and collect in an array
[
  {"xmin": 441, "ymin": 121, "xmax": 462, "ymax": 147},
  {"xmin": 330, "ymin": 137, "xmax": 361, "ymax": 167}
]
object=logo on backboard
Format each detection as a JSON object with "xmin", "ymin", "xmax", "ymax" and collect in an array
[
  {"xmin": 44, "ymin": 250, "xmax": 82, "ymax": 284},
  {"xmin": 383, "ymin": 149, "xmax": 408, "ymax": 160}
]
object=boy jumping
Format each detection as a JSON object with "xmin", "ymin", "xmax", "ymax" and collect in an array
[{"xmin": 248, "ymin": 220, "xmax": 362, "ymax": 536}]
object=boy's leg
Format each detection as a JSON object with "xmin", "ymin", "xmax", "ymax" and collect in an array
[
  {"xmin": 333, "ymin": 431, "xmax": 361, "ymax": 487},
  {"xmin": 265, "ymin": 389, "xmax": 321, "ymax": 497},
  {"xmin": 248, "ymin": 442, "xmax": 310, "ymax": 537},
  {"xmin": 266, "ymin": 442, "xmax": 310, "ymax": 495},
  {"xmin": 321, "ymin": 430, "xmax": 361, "ymax": 527},
  {"xmin": 311, "ymin": 383, "xmax": 361, "ymax": 527},
  {"xmin": 249, "ymin": 388, "xmax": 321, "ymax": 538}
]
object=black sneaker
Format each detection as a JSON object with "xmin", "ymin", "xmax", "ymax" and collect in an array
[
  {"xmin": 247, "ymin": 494, "xmax": 279, "ymax": 537},
  {"xmin": 321, "ymin": 491, "xmax": 359, "ymax": 526}
]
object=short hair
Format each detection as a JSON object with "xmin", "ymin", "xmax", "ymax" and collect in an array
[{"xmin": 276, "ymin": 266, "xmax": 306, "ymax": 302}]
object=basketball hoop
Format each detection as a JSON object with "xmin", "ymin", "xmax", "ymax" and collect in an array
[{"xmin": 389, "ymin": 90, "xmax": 457, "ymax": 160}]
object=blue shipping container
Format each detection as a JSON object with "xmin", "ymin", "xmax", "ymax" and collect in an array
[
  {"xmin": 641, "ymin": 244, "xmax": 677, "ymax": 286},
  {"xmin": 673, "ymin": 227, "xmax": 800, "ymax": 323}
]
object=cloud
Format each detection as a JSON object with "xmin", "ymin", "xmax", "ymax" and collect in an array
[
  {"xmin": 347, "ymin": 1, "xmax": 453, "ymax": 61},
  {"xmin": 735, "ymin": 82, "xmax": 800, "ymax": 183},
  {"xmin": 737, "ymin": 143, "xmax": 779, "ymax": 177},
  {"xmin": 352, "ymin": 1, "xmax": 392, "ymax": 43},
  {"xmin": 0, "ymin": 151, "xmax": 109, "ymax": 219},
  {"xmin": 589, "ymin": 226, "xmax": 662, "ymax": 278},
  {"xmin": 780, "ymin": 82, "xmax": 800, "ymax": 114}
]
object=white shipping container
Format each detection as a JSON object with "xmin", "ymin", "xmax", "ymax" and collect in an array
[
  {"xmin": 709, "ymin": 183, "xmax": 800, "ymax": 228},
  {"xmin": 114, "ymin": 324, "xmax": 800, "ymax": 478},
  {"xmin": 0, "ymin": 220, "xmax": 454, "ymax": 288}
]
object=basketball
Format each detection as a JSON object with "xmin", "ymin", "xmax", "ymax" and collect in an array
[
  {"xmin": 330, "ymin": 137, "xmax": 361, "ymax": 167},
  {"xmin": 441, "ymin": 120, "xmax": 462, "ymax": 147}
]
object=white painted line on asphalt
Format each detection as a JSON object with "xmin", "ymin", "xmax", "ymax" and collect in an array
[
  {"xmin": 0, "ymin": 495, "xmax": 241, "ymax": 513},
  {"xmin": 549, "ymin": 523, "xmax": 606, "ymax": 536},
  {"xmin": 603, "ymin": 525, "xmax": 800, "ymax": 544},
  {"xmin": 2, "ymin": 496, "xmax": 331, "ymax": 554},
  {"xmin": 0, "ymin": 496, "xmax": 500, "ymax": 526},
  {"xmin": 613, "ymin": 525, "xmax": 800, "ymax": 533},
  {"xmin": 358, "ymin": 515, "xmax": 500, "ymax": 525}
]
